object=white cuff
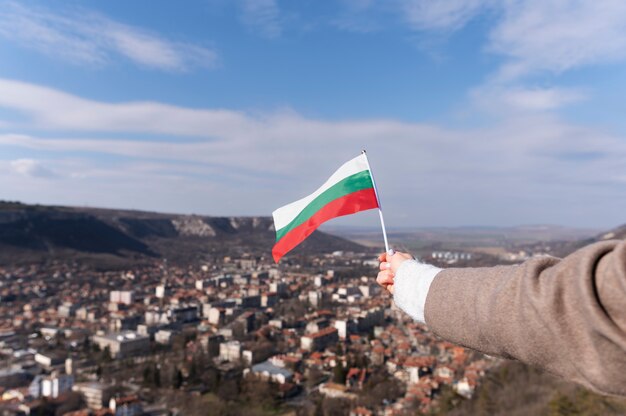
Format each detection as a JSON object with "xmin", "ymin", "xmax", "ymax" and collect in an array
[{"xmin": 393, "ymin": 260, "xmax": 442, "ymax": 324}]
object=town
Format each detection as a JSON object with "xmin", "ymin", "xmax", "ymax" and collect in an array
[{"xmin": 0, "ymin": 248, "xmax": 499, "ymax": 416}]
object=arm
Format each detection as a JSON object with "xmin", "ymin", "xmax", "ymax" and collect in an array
[{"xmin": 380, "ymin": 240, "xmax": 626, "ymax": 396}]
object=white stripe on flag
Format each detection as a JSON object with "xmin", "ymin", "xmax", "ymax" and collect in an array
[{"xmin": 272, "ymin": 154, "xmax": 370, "ymax": 231}]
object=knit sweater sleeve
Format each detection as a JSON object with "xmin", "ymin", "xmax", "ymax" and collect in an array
[
  {"xmin": 393, "ymin": 260, "xmax": 442, "ymax": 323},
  {"xmin": 423, "ymin": 240, "xmax": 626, "ymax": 396}
]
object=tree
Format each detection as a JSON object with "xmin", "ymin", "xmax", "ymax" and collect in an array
[
  {"xmin": 188, "ymin": 360, "xmax": 199, "ymax": 384},
  {"xmin": 173, "ymin": 368, "xmax": 183, "ymax": 389},
  {"xmin": 354, "ymin": 353, "xmax": 368, "ymax": 369},
  {"xmin": 307, "ymin": 367, "xmax": 325, "ymax": 389},
  {"xmin": 322, "ymin": 398, "xmax": 351, "ymax": 416},
  {"xmin": 475, "ymin": 385, "xmax": 496, "ymax": 416},
  {"xmin": 359, "ymin": 371, "xmax": 404, "ymax": 408},
  {"xmin": 431, "ymin": 385, "xmax": 461, "ymax": 415},
  {"xmin": 99, "ymin": 346, "xmax": 112, "ymax": 363},
  {"xmin": 335, "ymin": 343, "xmax": 344, "ymax": 356},
  {"xmin": 154, "ymin": 364, "xmax": 161, "ymax": 388},
  {"xmin": 82, "ymin": 337, "xmax": 90, "ymax": 353},
  {"xmin": 333, "ymin": 360, "xmax": 347, "ymax": 384},
  {"xmin": 240, "ymin": 375, "xmax": 276, "ymax": 408},
  {"xmin": 548, "ymin": 392, "xmax": 579, "ymax": 416},
  {"xmin": 217, "ymin": 378, "xmax": 240, "ymax": 401},
  {"xmin": 143, "ymin": 362, "xmax": 161, "ymax": 388},
  {"xmin": 202, "ymin": 365, "xmax": 219, "ymax": 392}
]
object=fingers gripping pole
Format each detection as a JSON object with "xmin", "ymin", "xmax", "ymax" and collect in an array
[{"xmin": 361, "ymin": 150, "xmax": 392, "ymax": 255}]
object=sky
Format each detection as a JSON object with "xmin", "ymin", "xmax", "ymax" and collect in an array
[{"xmin": 0, "ymin": 0, "xmax": 625, "ymax": 229}]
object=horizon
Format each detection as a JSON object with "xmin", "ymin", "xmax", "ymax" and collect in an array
[{"xmin": 1, "ymin": 1, "xmax": 626, "ymax": 229}]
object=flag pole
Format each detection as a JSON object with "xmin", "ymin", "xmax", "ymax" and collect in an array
[{"xmin": 361, "ymin": 150, "xmax": 392, "ymax": 255}]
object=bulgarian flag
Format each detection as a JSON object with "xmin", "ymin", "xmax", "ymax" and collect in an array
[{"xmin": 272, "ymin": 153, "xmax": 381, "ymax": 263}]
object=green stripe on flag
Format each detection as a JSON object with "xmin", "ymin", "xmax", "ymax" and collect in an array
[{"xmin": 276, "ymin": 170, "xmax": 374, "ymax": 241}]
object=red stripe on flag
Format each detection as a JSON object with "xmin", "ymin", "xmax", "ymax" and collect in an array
[{"xmin": 272, "ymin": 188, "xmax": 378, "ymax": 262}]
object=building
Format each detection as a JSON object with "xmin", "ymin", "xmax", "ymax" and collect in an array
[
  {"xmin": 110, "ymin": 315, "xmax": 141, "ymax": 332},
  {"xmin": 358, "ymin": 284, "xmax": 378, "ymax": 298},
  {"xmin": 356, "ymin": 307, "xmax": 384, "ymax": 332},
  {"xmin": 455, "ymin": 377, "xmax": 476, "ymax": 399},
  {"xmin": 35, "ymin": 352, "xmax": 66, "ymax": 369},
  {"xmin": 219, "ymin": 340, "xmax": 241, "ymax": 362},
  {"xmin": 212, "ymin": 274, "xmax": 233, "ymax": 288},
  {"xmin": 234, "ymin": 274, "xmax": 251, "ymax": 286},
  {"xmin": 155, "ymin": 330, "xmax": 174, "ymax": 345},
  {"xmin": 39, "ymin": 373, "xmax": 74, "ymax": 398},
  {"xmin": 333, "ymin": 287, "xmax": 362, "ymax": 303},
  {"xmin": 268, "ymin": 319, "xmax": 283, "ymax": 329},
  {"xmin": 0, "ymin": 366, "xmax": 31, "ymax": 388},
  {"xmin": 261, "ymin": 292, "xmax": 278, "ymax": 307},
  {"xmin": 269, "ymin": 282, "xmax": 287, "ymax": 295},
  {"xmin": 58, "ymin": 302, "xmax": 79, "ymax": 318},
  {"xmin": 73, "ymin": 382, "xmax": 111, "ymax": 410},
  {"xmin": 110, "ymin": 290, "xmax": 134, "ymax": 305},
  {"xmin": 91, "ymin": 331, "xmax": 150, "ymax": 359},
  {"xmin": 28, "ymin": 375, "xmax": 44, "ymax": 398},
  {"xmin": 203, "ymin": 334, "xmax": 224, "ymax": 357},
  {"xmin": 109, "ymin": 395, "xmax": 143, "ymax": 416},
  {"xmin": 244, "ymin": 360, "xmax": 293, "ymax": 384},
  {"xmin": 319, "ymin": 382, "xmax": 357, "ymax": 400},
  {"xmin": 238, "ymin": 295, "xmax": 260, "ymax": 308},
  {"xmin": 236, "ymin": 311, "xmax": 255, "ymax": 334},
  {"xmin": 242, "ymin": 349, "xmax": 255, "ymax": 365},
  {"xmin": 208, "ymin": 307, "xmax": 226, "ymax": 326},
  {"xmin": 169, "ymin": 305, "xmax": 199, "ymax": 323},
  {"xmin": 431, "ymin": 251, "xmax": 472, "ymax": 263},
  {"xmin": 306, "ymin": 318, "xmax": 329, "ymax": 334},
  {"xmin": 253, "ymin": 270, "xmax": 269, "ymax": 280},
  {"xmin": 137, "ymin": 324, "xmax": 159, "ymax": 338},
  {"xmin": 145, "ymin": 309, "xmax": 170, "ymax": 325},
  {"xmin": 301, "ymin": 327, "xmax": 338, "ymax": 351},
  {"xmin": 314, "ymin": 275, "xmax": 324, "ymax": 287},
  {"xmin": 308, "ymin": 290, "xmax": 323, "ymax": 307},
  {"xmin": 202, "ymin": 303, "xmax": 213, "ymax": 318},
  {"xmin": 239, "ymin": 258, "xmax": 256, "ymax": 269},
  {"xmin": 335, "ymin": 320, "xmax": 349, "ymax": 339},
  {"xmin": 155, "ymin": 284, "xmax": 169, "ymax": 299},
  {"xmin": 195, "ymin": 279, "xmax": 211, "ymax": 290}
]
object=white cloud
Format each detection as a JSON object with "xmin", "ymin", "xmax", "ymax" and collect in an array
[
  {"xmin": 0, "ymin": 78, "xmax": 247, "ymax": 137},
  {"xmin": 399, "ymin": 0, "xmax": 490, "ymax": 32},
  {"xmin": 240, "ymin": 0, "xmax": 282, "ymax": 38},
  {"xmin": 393, "ymin": 0, "xmax": 626, "ymax": 79},
  {"xmin": 1, "ymin": 78, "xmax": 625, "ymax": 226},
  {"xmin": 471, "ymin": 86, "xmax": 586, "ymax": 113},
  {"xmin": 490, "ymin": 0, "xmax": 626, "ymax": 80},
  {"xmin": 9, "ymin": 159, "xmax": 55, "ymax": 178},
  {"xmin": 0, "ymin": 1, "xmax": 218, "ymax": 71},
  {"xmin": 331, "ymin": 0, "xmax": 383, "ymax": 33}
]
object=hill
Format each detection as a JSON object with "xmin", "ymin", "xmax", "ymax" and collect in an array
[
  {"xmin": 547, "ymin": 222, "xmax": 626, "ymax": 257},
  {"xmin": 592, "ymin": 223, "xmax": 626, "ymax": 241},
  {"xmin": 0, "ymin": 201, "xmax": 365, "ymax": 267}
]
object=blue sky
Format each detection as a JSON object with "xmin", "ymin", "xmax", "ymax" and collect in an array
[{"xmin": 1, "ymin": 0, "xmax": 625, "ymax": 229}]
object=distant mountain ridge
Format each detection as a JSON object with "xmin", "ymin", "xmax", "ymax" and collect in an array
[
  {"xmin": 551, "ymin": 223, "xmax": 626, "ymax": 256},
  {"xmin": 595, "ymin": 224, "xmax": 626, "ymax": 241},
  {"xmin": 0, "ymin": 201, "xmax": 365, "ymax": 267}
]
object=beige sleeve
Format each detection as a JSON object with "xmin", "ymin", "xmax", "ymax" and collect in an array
[{"xmin": 424, "ymin": 240, "xmax": 626, "ymax": 396}]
